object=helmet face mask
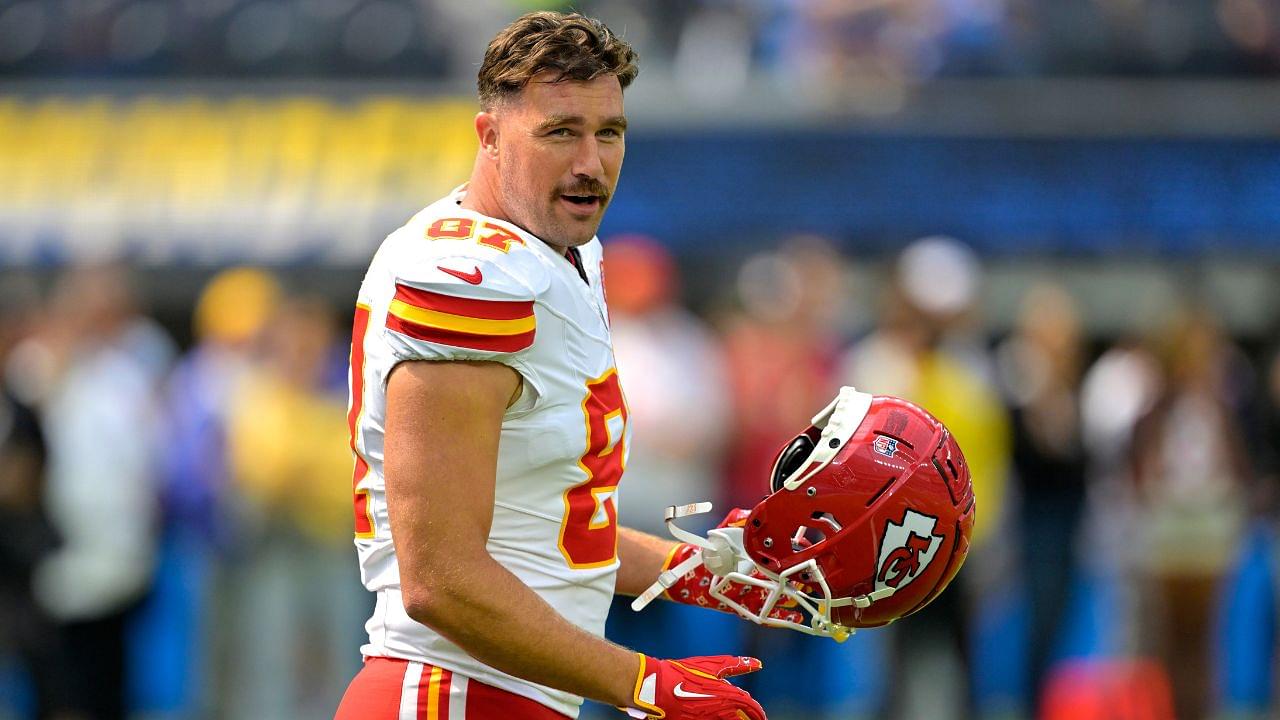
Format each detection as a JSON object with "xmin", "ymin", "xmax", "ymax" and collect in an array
[{"xmin": 743, "ymin": 388, "xmax": 975, "ymax": 635}]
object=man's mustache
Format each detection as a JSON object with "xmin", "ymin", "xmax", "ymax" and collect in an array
[{"xmin": 557, "ymin": 180, "xmax": 610, "ymax": 202}]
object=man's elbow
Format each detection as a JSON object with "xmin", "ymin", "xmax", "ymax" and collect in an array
[
  {"xmin": 403, "ymin": 577, "xmax": 455, "ymax": 621},
  {"xmin": 401, "ymin": 570, "xmax": 476, "ymax": 629},
  {"xmin": 398, "ymin": 546, "xmax": 491, "ymax": 627}
]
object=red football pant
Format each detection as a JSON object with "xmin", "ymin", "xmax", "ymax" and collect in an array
[{"xmin": 334, "ymin": 656, "xmax": 571, "ymax": 719}]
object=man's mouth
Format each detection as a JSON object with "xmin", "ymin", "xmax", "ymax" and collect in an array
[{"xmin": 559, "ymin": 193, "xmax": 604, "ymax": 215}]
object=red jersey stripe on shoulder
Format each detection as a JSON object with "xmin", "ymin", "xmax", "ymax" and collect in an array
[
  {"xmin": 394, "ymin": 283, "xmax": 533, "ymax": 321},
  {"xmin": 387, "ymin": 314, "xmax": 535, "ymax": 353}
]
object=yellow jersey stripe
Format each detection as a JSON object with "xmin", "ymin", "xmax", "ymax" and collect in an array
[{"xmin": 388, "ymin": 299, "xmax": 535, "ymax": 336}]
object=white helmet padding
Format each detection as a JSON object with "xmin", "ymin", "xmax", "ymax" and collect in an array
[{"xmin": 770, "ymin": 387, "xmax": 873, "ymax": 493}]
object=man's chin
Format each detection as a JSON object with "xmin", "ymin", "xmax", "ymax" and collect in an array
[
  {"xmin": 529, "ymin": 223, "xmax": 598, "ymax": 252},
  {"xmin": 551, "ymin": 215, "xmax": 603, "ymax": 247}
]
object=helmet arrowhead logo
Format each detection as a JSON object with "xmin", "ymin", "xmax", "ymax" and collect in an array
[{"xmin": 875, "ymin": 509, "xmax": 943, "ymax": 591}]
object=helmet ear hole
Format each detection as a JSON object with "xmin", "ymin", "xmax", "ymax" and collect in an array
[
  {"xmin": 792, "ymin": 525, "xmax": 828, "ymax": 552},
  {"xmin": 771, "ymin": 433, "xmax": 816, "ymax": 492}
]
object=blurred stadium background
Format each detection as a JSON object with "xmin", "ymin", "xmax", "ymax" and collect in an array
[{"xmin": 1, "ymin": 0, "xmax": 1279, "ymax": 718}]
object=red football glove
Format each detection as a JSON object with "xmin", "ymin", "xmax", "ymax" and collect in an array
[
  {"xmin": 662, "ymin": 509, "xmax": 805, "ymax": 626},
  {"xmin": 621, "ymin": 654, "xmax": 767, "ymax": 719}
]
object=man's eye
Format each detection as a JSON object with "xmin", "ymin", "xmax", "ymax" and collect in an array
[
  {"xmin": 599, "ymin": 128, "xmax": 622, "ymax": 138},
  {"xmin": 548, "ymin": 128, "xmax": 572, "ymax": 137}
]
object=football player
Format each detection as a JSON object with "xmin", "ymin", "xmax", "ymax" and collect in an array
[{"xmin": 333, "ymin": 11, "xmax": 779, "ymax": 720}]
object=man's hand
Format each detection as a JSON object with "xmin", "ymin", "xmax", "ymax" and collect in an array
[
  {"xmin": 621, "ymin": 654, "xmax": 766, "ymax": 719},
  {"xmin": 662, "ymin": 510, "xmax": 805, "ymax": 625}
]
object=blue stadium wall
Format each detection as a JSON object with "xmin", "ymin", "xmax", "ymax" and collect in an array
[{"xmin": 601, "ymin": 132, "xmax": 1280, "ymax": 257}]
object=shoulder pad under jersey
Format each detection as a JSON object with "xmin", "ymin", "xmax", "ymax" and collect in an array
[{"xmin": 380, "ymin": 221, "xmax": 550, "ymax": 364}]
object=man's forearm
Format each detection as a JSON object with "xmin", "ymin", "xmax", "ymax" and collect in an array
[
  {"xmin": 615, "ymin": 526, "xmax": 679, "ymax": 597},
  {"xmin": 406, "ymin": 551, "xmax": 640, "ymax": 708}
]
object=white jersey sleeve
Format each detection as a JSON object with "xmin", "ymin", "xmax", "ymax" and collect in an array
[{"xmin": 380, "ymin": 238, "xmax": 552, "ymax": 406}]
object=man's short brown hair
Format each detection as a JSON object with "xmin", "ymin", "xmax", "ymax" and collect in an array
[{"xmin": 477, "ymin": 11, "xmax": 639, "ymax": 110}]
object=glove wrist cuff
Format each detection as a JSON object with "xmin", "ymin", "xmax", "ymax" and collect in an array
[{"xmin": 620, "ymin": 654, "xmax": 664, "ymax": 718}]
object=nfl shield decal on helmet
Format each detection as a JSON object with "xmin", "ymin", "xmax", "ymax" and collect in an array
[
  {"xmin": 875, "ymin": 509, "xmax": 943, "ymax": 592},
  {"xmin": 872, "ymin": 435, "xmax": 899, "ymax": 458}
]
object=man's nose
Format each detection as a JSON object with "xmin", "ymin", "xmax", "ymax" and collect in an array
[{"xmin": 571, "ymin": 136, "xmax": 605, "ymax": 179}]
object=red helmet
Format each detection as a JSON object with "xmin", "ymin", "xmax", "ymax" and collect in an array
[
  {"xmin": 742, "ymin": 387, "xmax": 975, "ymax": 633},
  {"xmin": 631, "ymin": 387, "xmax": 974, "ymax": 640}
]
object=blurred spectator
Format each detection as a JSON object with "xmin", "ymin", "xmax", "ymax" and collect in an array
[
  {"xmin": 0, "ymin": 278, "xmax": 78, "ymax": 720},
  {"xmin": 717, "ymin": 238, "xmax": 893, "ymax": 720},
  {"xmin": 843, "ymin": 237, "xmax": 1009, "ymax": 548},
  {"xmin": 12, "ymin": 265, "xmax": 173, "ymax": 720},
  {"xmin": 721, "ymin": 237, "xmax": 849, "ymax": 509},
  {"xmin": 222, "ymin": 295, "xmax": 365, "ymax": 718},
  {"xmin": 995, "ymin": 282, "xmax": 1088, "ymax": 711},
  {"xmin": 840, "ymin": 236, "xmax": 1012, "ymax": 719},
  {"xmin": 1209, "ymin": 333, "xmax": 1280, "ymax": 717},
  {"xmin": 1129, "ymin": 308, "xmax": 1251, "ymax": 720},
  {"xmin": 1076, "ymin": 334, "xmax": 1162, "ymax": 678},
  {"xmin": 152, "ymin": 267, "xmax": 282, "ymax": 715},
  {"xmin": 606, "ymin": 235, "xmax": 731, "ymax": 533},
  {"xmin": 165, "ymin": 267, "xmax": 283, "ymax": 547},
  {"xmin": 1080, "ymin": 341, "xmax": 1162, "ymax": 478}
]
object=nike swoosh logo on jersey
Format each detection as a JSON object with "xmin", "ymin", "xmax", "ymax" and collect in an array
[
  {"xmin": 672, "ymin": 683, "xmax": 716, "ymax": 700},
  {"xmin": 438, "ymin": 265, "xmax": 483, "ymax": 284}
]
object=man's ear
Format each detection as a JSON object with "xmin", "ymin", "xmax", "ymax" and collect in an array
[{"xmin": 475, "ymin": 111, "xmax": 500, "ymax": 161}]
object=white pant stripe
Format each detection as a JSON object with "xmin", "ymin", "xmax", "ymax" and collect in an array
[
  {"xmin": 399, "ymin": 661, "xmax": 424, "ymax": 720},
  {"xmin": 448, "ymin": 674, "xmax": 468, "ymax": 720}
]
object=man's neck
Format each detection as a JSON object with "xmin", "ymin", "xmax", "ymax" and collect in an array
[
  {"xmin": 460, "ymin": 159, "xmax": 571, "ymax": 255},
  {"xmin": 459, "ymin": 162, "xmax": 505, "ymax": 220}
]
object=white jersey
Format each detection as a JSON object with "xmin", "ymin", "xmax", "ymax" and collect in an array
[{"xmin": 346, "ymin": 187, "xmax": 631, "ymax": 717}]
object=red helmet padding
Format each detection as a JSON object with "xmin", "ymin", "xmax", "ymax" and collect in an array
[{"xmin": 743, "ymin": 395, "xmax": 976, "ymax": 628}]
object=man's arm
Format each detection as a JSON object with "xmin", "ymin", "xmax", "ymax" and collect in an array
[
  {"xmin": 384, "ymin": 359, "xmax": 638, "ymax": 707},
  {"xmin": 616, "ymin": 527, "xmax": 678, "ymax": 597},
  {"xmin": 616, "ymin": 509, "xmax": 808, "ymax": 630}
]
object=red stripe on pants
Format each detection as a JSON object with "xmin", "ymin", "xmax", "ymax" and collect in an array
[
  {"xmin": 465, "ymin": 676, "xmax": 569, "ymax": 719},
  {"xmin": 334, "ymin": 656, "xmax": 570, "ymax": 719},
  {"xmin": 414, "ymin": 666, "xmax": 452, "ymax": 717}
]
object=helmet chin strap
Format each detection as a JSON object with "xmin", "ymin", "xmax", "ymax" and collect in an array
[
  {"xmin": 631, "ymin": 502, "xmax": 754, "ymax": 611},
  {"xmin": 631, "ymin": 502, "xmax": 899, "ymax": 641}
]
